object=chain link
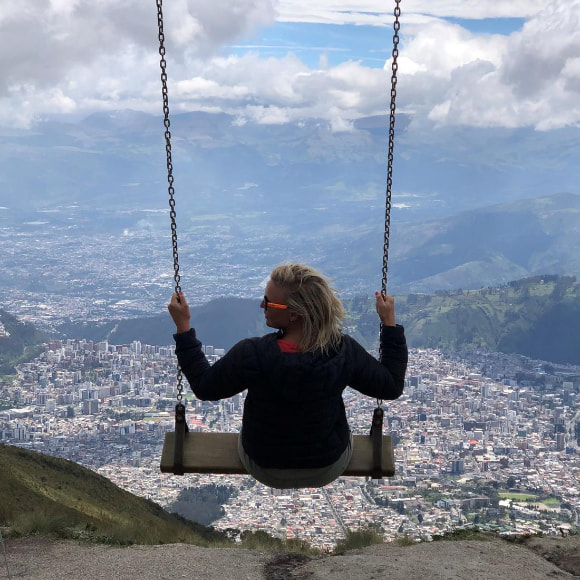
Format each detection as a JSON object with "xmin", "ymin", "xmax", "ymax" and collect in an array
[
  {"xmin": 382, "ymin": 0, "xmax": 401, "ymax": 295},
  {"xmin": 378, "ymin": 1, "xmax": 401, "ymax": 407},
  {"xmin": 157, "ymin": 0, "xmax": 184, "ymax": 401}
]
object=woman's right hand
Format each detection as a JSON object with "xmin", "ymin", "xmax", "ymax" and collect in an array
[
  {"xmin": 375, "ymin": 291, "xmax": 396, "ymax": 327},
  {"xmin": 168, "ymin": 291, "xmax": 191, "ymax": 334}
]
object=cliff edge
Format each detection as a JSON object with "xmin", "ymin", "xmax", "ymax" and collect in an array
[{"xmin": 3, "ymin": 534, "xmax": 580, "ymax": 579}]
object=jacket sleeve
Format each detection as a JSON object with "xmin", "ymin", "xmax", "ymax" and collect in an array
[
  {"xmin": 173, "ymin": 328, "xmax": 250, "ymax": 401},
  {"xmin": 347, "ymin": 324, "xmax": 408, "ymax": 400}
]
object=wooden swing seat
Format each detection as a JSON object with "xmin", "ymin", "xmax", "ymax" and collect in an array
[{"xmin": 160, "ymin": 431, "xmax": 395, "ymax": 477}]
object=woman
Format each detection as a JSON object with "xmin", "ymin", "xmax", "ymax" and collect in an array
[{"xmin": 168, "ymin": 263, "xmax": 407, "ymax": 488}]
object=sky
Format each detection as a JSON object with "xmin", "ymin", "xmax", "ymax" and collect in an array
[{"xmin": 1, "ymin": 0, "xmax": 580, "ymax": 132}]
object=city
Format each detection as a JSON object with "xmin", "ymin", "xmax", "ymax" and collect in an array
[
  {"xmin": 1, "ymin": 3, "xmax": 580, "ymax": 575},
  {"xmin": 1, "ymin": 336, "xmax": 578, "ymax": 549}
]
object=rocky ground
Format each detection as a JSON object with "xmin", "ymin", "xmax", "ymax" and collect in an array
[{"xmin": 2, "ymin": 534, "xmax": 579, "ymax": 579}]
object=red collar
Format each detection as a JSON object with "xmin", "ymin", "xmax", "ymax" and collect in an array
[{"xmin": 277, "ymin": 338, "xmax": 301, "ymax": 353}]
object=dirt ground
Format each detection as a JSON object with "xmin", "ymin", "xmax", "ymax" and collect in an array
[
  {"xmin": 524, "ymin": 535, "xmax": 580, "ymax": 577},
  {"xmin": 2, "ymin": 534, "xmax": 579, "ymax": 580}
]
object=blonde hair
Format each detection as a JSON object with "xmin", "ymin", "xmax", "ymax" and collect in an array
[{"xmin": 269, "ymin": 263, "xmax": 346, "ymax": 354}]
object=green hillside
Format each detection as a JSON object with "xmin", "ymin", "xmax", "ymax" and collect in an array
[
  {"xmin": 346, "ymin": 274, "xmax": 580, "ymax": 364},
  {"xmin": 11, "ymin": 274, "xmax": 580, "ymax": 366},
  {"xmin": 0, "ymin": 444, "xmax": 228, "ymax": 546},
  {"xmin": 387, "ymin": 193, "xmax": 580, "ymax": 292},
  {"xmin": 0, "ymin": 310, "xmax": 48, "ymax": 375}
]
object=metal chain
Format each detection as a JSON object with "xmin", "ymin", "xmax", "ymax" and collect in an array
[
  {"xmin": 382, "ymin": 0, "xmax": 401, "ymax": 295},
  {"xmin": 378, "ymin": 0, "xmax": 401, "ymax": 408},
  {"xmin": 156, "ymin": 0, "xmax": 184, "ymax": 401}
]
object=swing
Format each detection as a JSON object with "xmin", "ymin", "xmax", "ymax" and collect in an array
[{"xmin": 157, "ymin": 0, "xmax": 402, "ymax": 480}]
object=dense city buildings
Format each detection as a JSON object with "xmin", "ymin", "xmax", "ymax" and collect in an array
[{"xmin": 1, "ymin": 339, "xmax": 578, "ymax": 548}]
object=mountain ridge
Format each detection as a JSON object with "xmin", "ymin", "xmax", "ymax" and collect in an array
[
  {"xmin": 55, "ymin": 274, "xmax": 580, "ymax": 365},
  {"xmin": 379, "ymin": 192, "xmax": 580, "ymax": 292},
  {"xmin": 0, "ymin": 310, "xmax": 49, "ymax": 375},
  {"xmin": 2, "ymin": 275, "xmax": 579, "ymax": 368}
]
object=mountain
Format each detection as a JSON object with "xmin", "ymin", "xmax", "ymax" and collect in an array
[
  {"xmin": 56, "ymin": 275, "xmax": 580, "ymax": 365},
  {"xmin": 57, "ymin": 297, "xmax": 269, "ymax": 348},
  {"xmin": 3, "ymin": 110, "xmax": 580, "ymax": 224},
  {"xmin": 354, "ymin": 274, "xmax": 580, "ymax": 365},
  {"xmin": 385, "ymin": 193, "xmax": 580, "ymax": 292},
  {"xmin": 0, "ymin": 443, "xmax": 225, "ymax": 545},
  {"xmin": 0, "ymin": 310, "xmax": 49, "ymax": 375},
  {"xmin": 2, "ymin": 107, "xmax": 580, "ymax": 295}
]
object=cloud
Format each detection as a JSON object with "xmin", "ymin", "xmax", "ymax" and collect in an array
[
  {"xmin": 167, "ymin": 53, "xmax": 390, "ymax": 129},
  {"xmin": 399, "ymin": 0, "xmax": 580, "ymax": 129},
  {"xmin": 166, "ymin": 0, "xmax": 277, "ymax": 54},
  {"xmin": 0, "ymin": 0, "xmax": 278, "ymax": 126},
  {"xmin": 396, "ymin": 19, "xmax": 510, "ymax": 126},
  {"xmin": 0, "ymin": 1, "xmax": 151, "ymax": 94},
  {"xmin": 0, "ymin": 0, "xmax": 276, "ymax": 93},
  {"xmin": 0, "ymin": 0, "xmax": 579, "ymax": 131},
  {"xmin": 276, "ymin": 0, "xmax": 547, "ymax": 25},
  {"xmin": 501, "ymin": 2, "xmax": 580, "ymax": 96}
]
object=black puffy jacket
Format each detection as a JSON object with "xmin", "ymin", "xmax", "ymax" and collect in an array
[{"xmin": 174, "ymin": 325, "xmax": 407, "ymax": 469}]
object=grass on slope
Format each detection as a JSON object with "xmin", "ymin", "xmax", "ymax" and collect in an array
[
  {"xmin": 345, "ymin": 275, "xmax": 580, "ymax": 364},
  {"xmin": 0, "ymin": 444, "xmax": 229, "ymax": 546},
  {"xmin": 0, "ymin": 444, "xmax": 319, "ymax": 554}
]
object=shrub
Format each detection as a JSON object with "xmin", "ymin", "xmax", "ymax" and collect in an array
[
  {"xmin": 239, "ymin": 530, "xmax": 316, "ymax": 554},
  {"xmin": 10, "ymin": 509, "xmax": 73, "ymax": 538},
  {"xmin": 392, "ymin": 534, "xmax": 417, "ymax": 546},
  {"xmin": 334, "ymin": 527, "xmax": 384, "ymax": 554}
]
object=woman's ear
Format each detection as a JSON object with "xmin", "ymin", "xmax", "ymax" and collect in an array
[{"xmin": 289, "ymin": 311, "xmax": 301, "ymax": 323}]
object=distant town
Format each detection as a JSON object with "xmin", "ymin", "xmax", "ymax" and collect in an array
[
  {"xmin": 0, "ymin": 207, "xmax": 374, "ymax": 333},
  {"xmin": 1, "ymin": 335, "xmax": 578, "ymax": 549}
]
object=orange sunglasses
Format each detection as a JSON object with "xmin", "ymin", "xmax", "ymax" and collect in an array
[{"xmin": 263, "ymin": 296, "xmax": 288, "ymax": 310}]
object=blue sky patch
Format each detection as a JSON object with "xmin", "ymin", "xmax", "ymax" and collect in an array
[
  {"xmin": 229, "ymin": 22, "xmax": 398, "ymax": 69},
  {"xmin": 445, "ymin": 17, "xmax": 525, "ymax": 36}
]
